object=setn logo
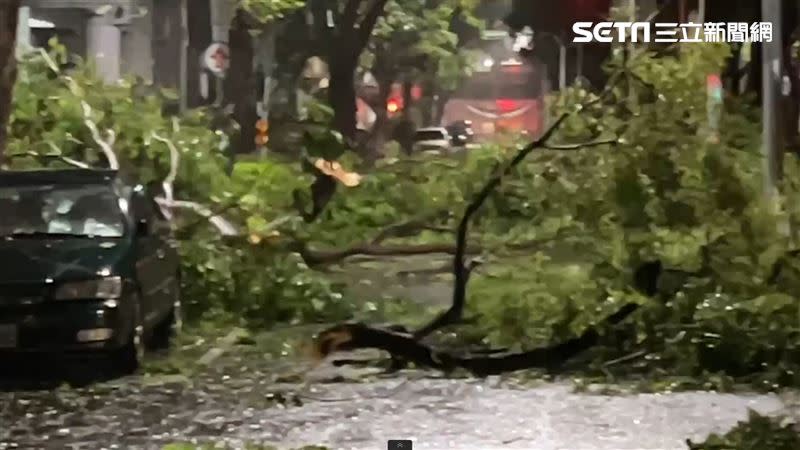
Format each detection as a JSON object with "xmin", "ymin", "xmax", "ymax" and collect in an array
[
  {"xmin": 572, "ymin": 22, "xmax": 651, "ymax": 43},
  {"xmin": 573, "ymin": 21, "xmax": 774, "ymax": 43}
]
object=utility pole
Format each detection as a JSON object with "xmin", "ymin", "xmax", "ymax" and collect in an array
[
  {"xmin": 179, "ymin": 0, "xmax": 188, "ymax": 113},
  {"xmin": 87, "ymin": 10, "xmax": 121, "ymax": 83},
  {"xmin": 762, "ymin": 0, "xmax": 784, "ymax": 197},
  {"xmin": 15, "ymin": 6, "xmax": 30, "ymax": 57},
  {"xmin": 558, "ymin": 36, "xmax": 566, "ymax": 90}
]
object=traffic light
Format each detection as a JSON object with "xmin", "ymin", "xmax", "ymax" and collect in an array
[
  {"xmin": 255, "ymin": 118, "xmax": 269, "ymax": 146},
  {"xmin": 387, "ymin": 99, "xmax": 400, "ymax": 114},
  {"xmin": 387, "ymin": 97, "xmax": 404, "ymax": 118}
]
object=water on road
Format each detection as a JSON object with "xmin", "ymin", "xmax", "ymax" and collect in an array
[{"xmin": 0, "ymin": 357, "xmax": 791, "ymax": 450}]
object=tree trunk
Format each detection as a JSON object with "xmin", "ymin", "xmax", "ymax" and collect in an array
[
  {"xmin": 783, "ymin": 44, "xmax": 800, "ymax": 154},
  {"xmin": 186, "ymin": 0, "xmax": 212, "ymax": 108},
  {"xmin": 402, "ymin": 79, "xmax": 412, "ymax": 110},
  {"xmin": 328, "ymin": 57, "xmax": 358, "ymax": 143},
  {"xmin": 225, "ymin": 11, "xmax": 257, "ymax": 156},
  {"xmin": 0, "ymin": 0, "xmax": 20, "ymax": 168},
  {"xmin": 748, "ymin": 42, "xmax": 763, "ymax": 102},
  {"xmin": 723, "ymin": 44, "xmax": 743, "ymax": 94}
]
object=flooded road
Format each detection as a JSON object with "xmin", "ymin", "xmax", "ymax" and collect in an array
[{"xmin": 0, "ymin": 351, "xmax": 793, "ymax": 450}]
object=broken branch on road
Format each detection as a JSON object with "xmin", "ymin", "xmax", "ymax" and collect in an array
[
  {"xmin": 412, "ymin": 72, "xmax": 626, "ymax": 341},
  {"xmin": 305, "ymin": 66, "xmax": 656, "ymax": 375},
  {"xmin": 312, "ymin": 303, "xmax": 640, "ymax": 376}
]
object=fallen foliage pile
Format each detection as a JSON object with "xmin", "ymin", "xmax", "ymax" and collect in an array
[
  {"xmin": 310, "ymin": 42, "xmax": 800, "ymax": 389},
  {"xmin": 686, "ymin": 411, "xmax": 800, "ymax": 450}
]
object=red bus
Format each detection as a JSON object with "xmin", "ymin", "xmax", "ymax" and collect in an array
[{"xmin": 441, "ymin": 58, "xmax": 545, "ymax": 140}]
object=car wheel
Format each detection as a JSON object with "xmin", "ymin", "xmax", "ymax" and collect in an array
[{"xmin": 115, "ymin": 299, "xmax": 145, "ymax": 374}]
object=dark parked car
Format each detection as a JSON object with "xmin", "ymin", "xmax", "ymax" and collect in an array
[
  {"xmin": 0, "ymin": 169, "xmax": 181, "ymax": 372},
  {"xmin": 445, "ymin": 120, "xmax": 475, "ymax": 147}
]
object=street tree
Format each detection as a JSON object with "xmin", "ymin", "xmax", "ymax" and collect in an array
[
  {"xmin": 303, "ymin": 0, "xmax": 393, "ymax": 144},
  {"xmin": 243, "ymin": 0, "xmax": 478, "ymax": 217},
  {"xmin": 359, "ymin": 0, "xmax": 483, "ymax": 152},
  {"xmin": 243, "ymin": 0, "xmax": 482, "ymax": 152},
  {"xmin": 242, "ymin": 0, "xmax": 393, "ymax": 147},
  {"xmin": 0, "ymin": 0, "xmax": 21, "ymax": 167},
  {"xmin": 238, "ymin": 0, "xmax": 305, "ymax": 20}
]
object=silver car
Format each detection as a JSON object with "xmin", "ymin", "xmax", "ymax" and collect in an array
[{"xmin": 412, "ymin": 127, "xmax": 452, "ymax": 154}]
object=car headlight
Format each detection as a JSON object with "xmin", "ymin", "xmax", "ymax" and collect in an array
[{"xmin": 55, "ymin": 277, "xmax": 123, "ymax": 300}]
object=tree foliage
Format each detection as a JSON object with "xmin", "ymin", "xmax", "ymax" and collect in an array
[
  {"xmin": 459, "ymin": 42, "xmax": 800, "ymax": 388},
  {"xmin": 687, "ymin": 411, "xmax": 800, "ymax": 450},
  {"xmin": 362, "ymin": 0, "xmax": 482, "ymax": 92},
  {"xmin": 238, "ymin": 0, "xmax": 305, "ymax": 22},
  {"xmin": 11, "ymin": 36, "xmax": 800, "ymax": 389},
  {"xmin": 0, "ymin": 0, "xmax": 21, "ymax": 164},
  {"xmin": 298, "ymin": 41, "xmax": 800, "ymax": 388}
]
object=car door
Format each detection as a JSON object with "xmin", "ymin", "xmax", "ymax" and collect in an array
[
  {"xmin": 132, "ymin": 191, "xmax": 173, "ymax": 329},
  {"xmin": 147, "ymin": 196, "xmax": 180, "ymax": 322}
]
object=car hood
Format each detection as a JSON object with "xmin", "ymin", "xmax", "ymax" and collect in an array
[{"xmin": 0, "ymin": 237, "xmax": 132, "ymax": 283}]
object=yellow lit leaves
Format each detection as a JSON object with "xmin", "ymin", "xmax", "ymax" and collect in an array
[{"xmin": 314, "ymin": 158, "xmax": 362, "ymax": 187}]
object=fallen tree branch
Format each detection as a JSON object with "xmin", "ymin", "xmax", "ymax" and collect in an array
[
  {"xmin": 80, "ymin": 101, "xmax": 119, "ymax": 170},
  {"xmin": 543, "ymin": 138, "xmax": 619, "ymax": 151},
  {"xmin": 370, "ymin": 212, "xmax": 451, "ymax": 245},
  {"xmin": 155, "ymin": 198, "xmax": 238, "ymax": 236},
  {"xmin": 412, "ymin": 74, "xmax": 625, "ymax": 341},
  {"xmin": 150, "ymin": 127, "xmax": 245, "ymax": 238},
  {"xmin": 172, "ymin": 200, "xmax": 244, "ymax": 239},
  {"xmin": 306, "ymin": 64, "xmax": 668, "ymax": 374},
  {"xmin": 296, "ymin": 234, "xmax": 562, "ymax": 268},
  {"xmin": 312, "ymin": 303, "xmax": 640, "ymax": 376},
  {"xmin": 298, "ymin": 242, "xmax": 480, "ymax": 267},
  {"xmin": 35, "ymin": 47, "xmax": 60, "ymax": 73},
  {"xmin": 151, "ymin": 128, "xmax": 180, "ymax": 221}
]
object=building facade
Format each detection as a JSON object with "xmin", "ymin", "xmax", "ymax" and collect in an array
[
  {"xmin": 18, "ymin": 0, "xmax": 227, "ymax": 111},
  {"xmin": 21, "ymin": 1, "xmax": 161, "ymax": 83}
]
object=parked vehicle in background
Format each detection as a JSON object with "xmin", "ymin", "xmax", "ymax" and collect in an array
[
  {"xmin": 0, "ymin": 169, "xmax": 181, "ymax": 373},
  {"xmin": 412, "ymin": 127, "xmax": 453, "ymax": 154},
  {"xmin": 446, "ymin": 120, "xmax": 476, "ymax": 147},
  {"xmin": 441, "ymin": 57, "xmax": 544, "ymax": 140}
]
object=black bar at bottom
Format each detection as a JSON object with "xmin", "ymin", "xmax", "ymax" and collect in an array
[{"xmin": 388, "ymin": 439, "xmax": 413, "ymax": 450}]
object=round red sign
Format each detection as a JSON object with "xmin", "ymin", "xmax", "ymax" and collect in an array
[{"xmin": 203, "ymin": 43, "xmax": 230, "ymax": 75}]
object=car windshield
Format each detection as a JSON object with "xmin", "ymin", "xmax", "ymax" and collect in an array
[
  {"xmin": 0, "ymin": 183, "xmax": 126, "ymax": 238},
  {"xmin": 415, "ymin": 130, "xmax": 447, "ymax": 141}
]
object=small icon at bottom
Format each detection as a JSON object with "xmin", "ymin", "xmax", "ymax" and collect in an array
[{"xmin": 388, "ymin": 439, "xmax": 413, "ymax": 450}]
